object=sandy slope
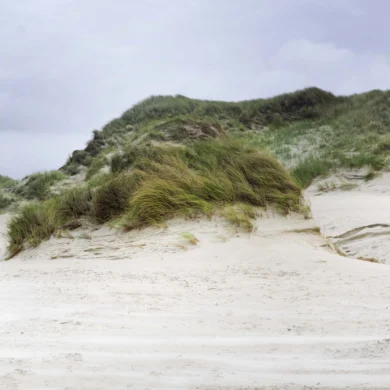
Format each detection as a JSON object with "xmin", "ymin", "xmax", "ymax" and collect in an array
[
  {"xmin": 307, "ymin": 171, "xmax": 390, "ymax": 263},
  {"xmin": 1, "ymin": 194, "xmax": 390, "ymax": 388}
]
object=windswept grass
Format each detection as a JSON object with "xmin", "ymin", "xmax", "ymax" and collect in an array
[
  {"xmin": 375, "ymin": 134, "xmax": 390, "ymax": 153},
  {"xmin": 6, "ymin": 186, "xmax": 91, "ymax": 257},
  {"xmin": 85, "ymin": 156, "xmax": 106, "ymax": 180},
  {"xmin": 292, "ymin": 157, "xmax": 333, "ymax": 188},
  {"xmin": 55, "ymin": 187, "xmax": 93, "ymax": 221},
  {"xmin": 119, "ymin": 141, "xmax": 301, "ymax": 230},
  {"xmin": 9, "ymin": 87, "xmax": 390, "ymax": 257},
  {"xmin": 181, "ymin": 232, "xmax": 199, "ymax": 245},
  {"xmin": 119, "ymin": 87, "xmax": 335, "ymax": 129},
  {"xmin": 7, "ymin": 140, "xmax": 303, "ymax": 257},
  {"xmin": 87, "ymin": 172, "xmax": 111, "ymax": 188},
  {"xmin": 222, "ymin": 203, "xmax": 258, "ymax": 232},
  {"xmin": 0, "ymin": 175, "xmax": 17, "ymax": 189},
  {"xmin": 6, "ymin": 201, "xmax": 58, "ymax": 258},
  {"xmin": 61, "ymin": 88, "xmax": 390, "ymax": 190},
  {"xmin": 61, "ymin": 87, "xmax": 337, "ymax": 173},
  {"xmin": 15, "ymin": 171, "xmax": 67, "ymax": 200},
  {"xmin": 92, "ymin": 172, "xmax": 142, "ymax": 223},
  {"xmin": 291, "ymin": 150, "xmax": 386, "ymax": 188},
  {"xmin": 230, "ymin": 90, "xmax": 390, "ymax": 186},
  {"xmin": 0, "ymin": 193, "xmax": 14, "ymax": 211},
  {"xmin": 85, "ymin": 147, "xmax": 115, "ymax": 180}
]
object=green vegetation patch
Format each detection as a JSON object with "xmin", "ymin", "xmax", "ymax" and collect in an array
[
  {"xmin": 14, "ymin": 171, "xmax": 67, "ymax": 200},
  {"xmin": 7, "ymin": 140, "xmax": 302, "ymax": 258},
  {"xmin": 61, "ymin": 87, "xmax": 338, "ymax": 174},
  {"xmin": 7, "ymin": 201, "xmax": 58, "ymax": 257},
  {"xmin": 0, "ymin": 193, "xmax": 15, "ymax": 211},
  {"xmin": 0, "ymin": 175, "xmax": 17, "ymax": 190}
]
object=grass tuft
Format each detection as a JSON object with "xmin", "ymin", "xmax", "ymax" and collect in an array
[
  {"xmin": 55, "ymin": 187, "xmax": 93, "ymax": 222},
  {"xmin": 92, "ymin": 172, "xmax": 143, "ymax": 223},
  {"xmin": 292, "ymin": 156, "xmax": 333, "ymax": 188},
  {"xmin": 119, "ymin": 140, "xmax": 301, "ymax": 229},
  {"xmin": 15, "ymin": 171, "xmax": 66, "ymax": 200},
  {"xmin": 7, "ymin": 140, "xmax": 303, "ymax": 257},
  {"xmin": 0, "ymin": 193, "xmax": 15, "ymax": 211},
  {"xmin": 222, "ymin": 203, "xmax": 258, "ymax": 232},
  {"xmin": 181, "ymin": 232, "xmax": 200, "ymax": 245},
  {"xmin": 7, "ymin": 202, "xmax": 57, "ymax": 257},
  {"xmin": 0, "ymin": 175, "xmax": 17, "ymax": 189}
]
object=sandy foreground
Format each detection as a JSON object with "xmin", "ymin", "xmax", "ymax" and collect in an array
[{"xmin": 1, "ymin": 174, "xmax": 390, "ymax": 389}]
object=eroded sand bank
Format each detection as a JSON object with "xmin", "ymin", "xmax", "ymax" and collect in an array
[
  {"xmin": 1, "ymin": 177, "xmax": 390, "ymax": 389},
  {"xmin": 307, "ymin": 171, "xmax": 390, "ymax": 263}
]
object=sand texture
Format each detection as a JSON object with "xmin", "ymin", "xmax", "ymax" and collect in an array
[{"xmin": 1, "ymin": 174, "xmax": 390, "ymax": 389}]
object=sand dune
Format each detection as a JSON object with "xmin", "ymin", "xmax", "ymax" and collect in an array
[
  {"xmin": 1, "ymin": 176, "xmax": 390, "ymax": 389},
  {"xmin": 307, "ymin": 172, "xmax": 390, "ymax": 263}
]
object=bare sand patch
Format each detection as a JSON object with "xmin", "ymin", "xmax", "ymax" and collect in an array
[{"xmin": 1, "ymin": 207, "xmax": 390, "ymax": 389}]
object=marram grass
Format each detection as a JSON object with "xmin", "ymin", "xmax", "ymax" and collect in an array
[{"xmin": 6, "ymin": 140, "xmax": 303, "ymax": 258}]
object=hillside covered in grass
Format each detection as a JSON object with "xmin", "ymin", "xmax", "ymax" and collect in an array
[
  {"xmin": 3, "ymin": 87, "xmax": 390, "ymax": 257},
  {"xmin": 60, "ymin": 87, "xmax": 390, "ymax": 186}
]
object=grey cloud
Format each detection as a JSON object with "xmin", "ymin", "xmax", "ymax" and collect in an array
[
  {"xmin": 0, "ymin": 131, "xmax": 88, "ymax": 179},
  {"xmin": 0, "ymin": 0, "xmax": 389, "ymax": 177}
]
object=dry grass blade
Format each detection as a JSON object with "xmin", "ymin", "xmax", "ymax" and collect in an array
[{"xmin": 181, "ymin": 232, "xmax": 199, "ymax": 245}]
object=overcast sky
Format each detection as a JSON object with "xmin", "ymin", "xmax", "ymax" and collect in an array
[{"xmin": 1, "ymin": 0, "xmax": 389, "ymax": 178}]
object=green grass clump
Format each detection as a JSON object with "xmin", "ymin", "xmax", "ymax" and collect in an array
[
  {"xmin": 222, "ymin": 203, "xmax": 258, "ymax": 231},
  {"xmin": 92, "ymin": 172, "xmax": 144, "ymax": 223},
  {"xmin": 111, "ymin": 143, "xmax": 179, "ymax": 173},
  {"xmin": 7, "ymin": 202, "xmax": 58, "ymax": 258},
  {"xmin": 86, "ymin": 157, "xmax": 106, "ymax": 180},
  {"xmin": 148, "ymin": 116, "xmax": 224, "ymax": 142},
  {"xmin": 123, "ymin": 174, "xmax": 214, "ymax": 229},
  {"xmin": 292, "ymin": 156, "xmax": 333, "ymax": 188},
  {"xmin": 7, "ymin": 140, "xmax": 303, "ymax": 257},
  {"xmin": 16, "ymin": 171, "xmax": 67, "ymax": 200},
  {"xmin": 119, "ymin": 140, "xmax": 301, "ymax": 229},
  {"xmin": 55, "ymin": 187, "xmax": 93, "ymax": 221},
  {"xmin": 87, "ymin": 172, "xmax": 111, "ymax": 188},
  {"xmin": 0, "ymin": 193, "xmax": 14, "ymax": 211},
  {"xmin": 0, "ymin": 176, "xmax": 18, "ymax": 212},
  {"xmin": 291, "ymin": 151, "xmax": 386, "ymax": 188},
  {"xmin": 337, "ymin": 152, "xmax": 386, "ymax": 171},
  {"xmin": 181, "ymin": 232, "xmax": 199, "ymax": 245},
  {"xmin": 6, "ymin": 186, "xmax": 93, "ymax": 256},
  {"xmin": 0, "ymin": 175, "xmax": 17, "ymax": 189},
  {"xmin": 85, "ymin": 147, "xmax": 116, "ymax": 180},
  {"xmin": 374, "ymin": 134, "xmax": 390, "ymax": 153}
]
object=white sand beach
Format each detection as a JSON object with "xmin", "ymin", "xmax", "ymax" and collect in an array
[{"xmin": 1, "ymin": 173, "xmax": 390, "ymax": 389}]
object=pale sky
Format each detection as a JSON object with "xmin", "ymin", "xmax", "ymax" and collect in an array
[{"xmin": 1, "ymin": 0, "xmax": 389, "ymax": 178}]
